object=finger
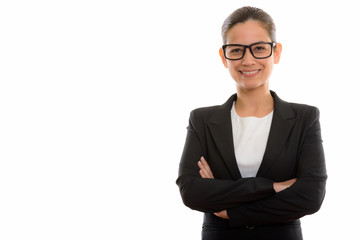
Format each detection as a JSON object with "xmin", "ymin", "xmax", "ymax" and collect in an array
[
  {"xmin": 214, "ymin": 211, "xmax": 224, "ymax": 219},
  {"xmin": 199, "ymin": 170, "xmax": 206, "ymax": 178},
  {"xmin": 200, "ymin": 157, "xmax": 214, "ymax": 178},
  {"xmin": 199, "ymin": 162, "xmax": 210, "ymax": 178},
  {"xmin": 214, "ymin": 210, "xmax": 229, "ymax": 219},
  {"xmin": 198, "ymin": 158, "xmax": 207, "ymax": 171},
  {"xmin": 198, "ymin": 160, "xmax": 206, "ymax": 172},
  {"xmin": 198, "ymin": 161, "xmax": 207, "ymax": 178},
  {"xmin": 199, "ymin": 157, "xmax": 214, "ymax": 178},
  {"xmin": 200, "ymin": 157, "xmax": 212, "ymax": 173},
  {"xmin": 200, "ymin": 169, "xmax": 211, "ymax": 178},
  {"xmin": 198, "ymin": 161, "xmax": 212, "ymax": 178},
  {"xmin": 200, "ymin": 156, "xmax": 209, "ymax": 167},
  {"xmin": 289, "ymin": 178, "xmax": 297, "ymax": 185}
]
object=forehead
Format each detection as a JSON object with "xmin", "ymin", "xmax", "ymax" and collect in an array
[{"xmin": 226, "ymin": 20, "xmax": 271, "ymax": 45}]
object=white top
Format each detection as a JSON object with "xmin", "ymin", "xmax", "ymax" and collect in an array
[{"xmin": 230, "ymin": 102, "xmax": 273, "ymax": 178}]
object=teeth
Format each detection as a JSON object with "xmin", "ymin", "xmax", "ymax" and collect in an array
[{"xmin": 242, "ymin": 70, "xmax": 258, "ymax": 74}]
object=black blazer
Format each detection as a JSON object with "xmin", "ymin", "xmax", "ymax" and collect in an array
[{"xmin": 176, "ymin": 91, "xmax": 327, "ymax": 237}]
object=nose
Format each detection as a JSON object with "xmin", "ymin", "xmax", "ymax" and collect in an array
[{"xmin": 241, "ymin": 48, "xmax": 255, "ymax": 65}]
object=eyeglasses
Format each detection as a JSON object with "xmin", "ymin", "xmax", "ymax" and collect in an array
[{"xmin": 222, "ymin": 42, "xmax": 276, "ymax": 60}]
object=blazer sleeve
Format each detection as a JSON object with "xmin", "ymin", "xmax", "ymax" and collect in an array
[
  {"xmin": 176, "ymin": 109, "xmax": 275, "ymax": 213},
  {"xmin": 227, "ymin": 107, "xmax": 327, "ymax": 227}
]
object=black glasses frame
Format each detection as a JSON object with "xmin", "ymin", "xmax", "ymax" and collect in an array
[{"xmin": 222, "ymin": 42, "xmax": 277, "ymax": 60}]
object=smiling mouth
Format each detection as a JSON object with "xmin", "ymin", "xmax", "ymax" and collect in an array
[{"xmin": 240, "ymin": 69, "xmax": 261, "ymax": 77}]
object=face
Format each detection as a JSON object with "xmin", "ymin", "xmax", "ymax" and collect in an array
[{"xmin": 219, "ymin": 20, "xmax": 282, "ymax": 92}]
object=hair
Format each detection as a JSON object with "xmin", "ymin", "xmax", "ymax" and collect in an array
[{"xmin": 221, "ymin": 6, "xmax": 276, "ymax": 44}]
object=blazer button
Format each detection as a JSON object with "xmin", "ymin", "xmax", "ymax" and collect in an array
[{"xmin": 246, "ymin": 225, "xmax": 255, "ymax": 230}]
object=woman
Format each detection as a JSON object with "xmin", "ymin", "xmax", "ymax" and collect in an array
[{"xmin": 176, "ymin": 6, "xmax": 327, "ymax": 240}]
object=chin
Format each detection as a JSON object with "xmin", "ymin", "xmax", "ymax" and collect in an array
[{"xmin": 236, "ymin": 81, "xmax": 267, "ymax": 91}]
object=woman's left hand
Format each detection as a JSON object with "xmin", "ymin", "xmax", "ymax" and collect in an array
[
  {"xmin": 198, "ymin": 156, "xmax": 229, "ymax": 220},
  {"xmin": 197, "ymin": 156, "xmax": 214, "ymax": 179}
]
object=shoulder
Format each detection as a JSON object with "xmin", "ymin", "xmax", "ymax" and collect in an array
[
  {"xmin": 287, "ymin": 101, "xmax": 321, "ymax": 127},
  {"xmin": 190, "ymin": 105, "xmax": 222, "ymax": 121},
  {"xmin": 288, "ymin": 102, "xmax": 319, "ymax": 115},
  {"xmin": 272, "ymin": 91, "xmax": 320, "ymax": 121},
  {"xmin": 188, "ymin": 94, "xmax": 236, "ymax": 122},
  {"xmin": 185, "ymin": 105, "xmax": 222, "ymax": 134}
]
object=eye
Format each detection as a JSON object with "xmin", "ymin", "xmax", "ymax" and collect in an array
[
  {"xmin": 255, "ymin": 46, "xmax": 265, "ymax": 50},
  {"xmin": 230, "ymin": 48, "xmax": 243, "ymax": 53},
  {"xmin": 252, "ymin": 44, "xmax": 269, "ymax": 53},
  {"xmin": 253, "ymin": 46, "xmax": 266, "ymax": 52},
  {"xmin": 226, "ymin": 46, "xmax": 244, "ymax": 56}
]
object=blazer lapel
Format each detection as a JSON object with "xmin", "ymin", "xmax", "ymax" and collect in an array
[
  {"xmin": 207, "ymin": 94, "xmax": 242, "ymax": 180},
  {"xmin": 206, "ymin": 91, "xmax": 296, "ymax": 179},
  {"xmin": 256, "ymin": 91, "xmax": 296, "ymax": 177}
]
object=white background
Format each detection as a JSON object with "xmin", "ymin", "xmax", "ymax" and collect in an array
[{"xmin": 0, "ymin": 0, "xmax": 359, "ymax": 239}]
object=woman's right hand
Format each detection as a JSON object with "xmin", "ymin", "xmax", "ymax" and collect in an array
[
  {"xmin": 198, "ymin": 155, "xmax": 297, "ymax": 193},
  {"xmin": 273, "ymin": 178, "xmax": 297, "ymax": 193}
]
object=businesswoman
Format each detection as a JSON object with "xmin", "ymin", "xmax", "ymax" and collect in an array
[{"xmin": 176, "ymin": 6, "xmax": 327, "ymax": 240}]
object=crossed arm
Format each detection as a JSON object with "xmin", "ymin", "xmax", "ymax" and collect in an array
[
  {"xmin": 178, "ymin": 107, "xmax": 326, "ymax": 226},
  {"xmin": 198, "ymin": 156, "xmax": 297, "ymax": 220}
]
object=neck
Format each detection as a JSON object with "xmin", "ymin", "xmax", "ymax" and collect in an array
[{"xmin": 235, "ymin": 86, "xmax": 274, "ymax": 117}]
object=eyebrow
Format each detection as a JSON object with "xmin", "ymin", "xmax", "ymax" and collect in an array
[{"xmin": 224, "ymin": 41, "xmax": 271, "ymax": 46}]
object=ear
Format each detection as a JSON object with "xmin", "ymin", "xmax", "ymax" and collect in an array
[
  {"xmin": 273, "ymin": 43, "xmax": 282, "ymax": 64},
  {"xmin": 219, "ymin": 47, "xmax": 228, "ymax": 68}
]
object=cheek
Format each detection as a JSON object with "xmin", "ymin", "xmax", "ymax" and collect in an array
[
  {"xmin": 227, "ymin": 61, "xmax": 240, "ymax": 71},
  {"xmin": 264, "ymin": 61, "xmax": 274, "ymax": 72},
  {"xmin": 259, "ymin": 60, "xmax": 274, "ymax": 72}
]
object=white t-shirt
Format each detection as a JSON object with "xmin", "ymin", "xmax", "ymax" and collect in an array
[{"xmin": 230, "ymin": 102, "xmax": 273, "ymax": 178}]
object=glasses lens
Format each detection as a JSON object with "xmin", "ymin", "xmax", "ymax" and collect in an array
[
  {"xmin": 251, "ymin": 43, "xmax": 272, "ymax": 58},
  {"xmin": 225, "ymin": 45, "xmax": 245, "ymax": 60}
]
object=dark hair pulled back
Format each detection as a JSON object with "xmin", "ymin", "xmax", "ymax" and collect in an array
[{"xmin": 221, "ymin": 6, "xmax": 276, "ymax": 44}]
